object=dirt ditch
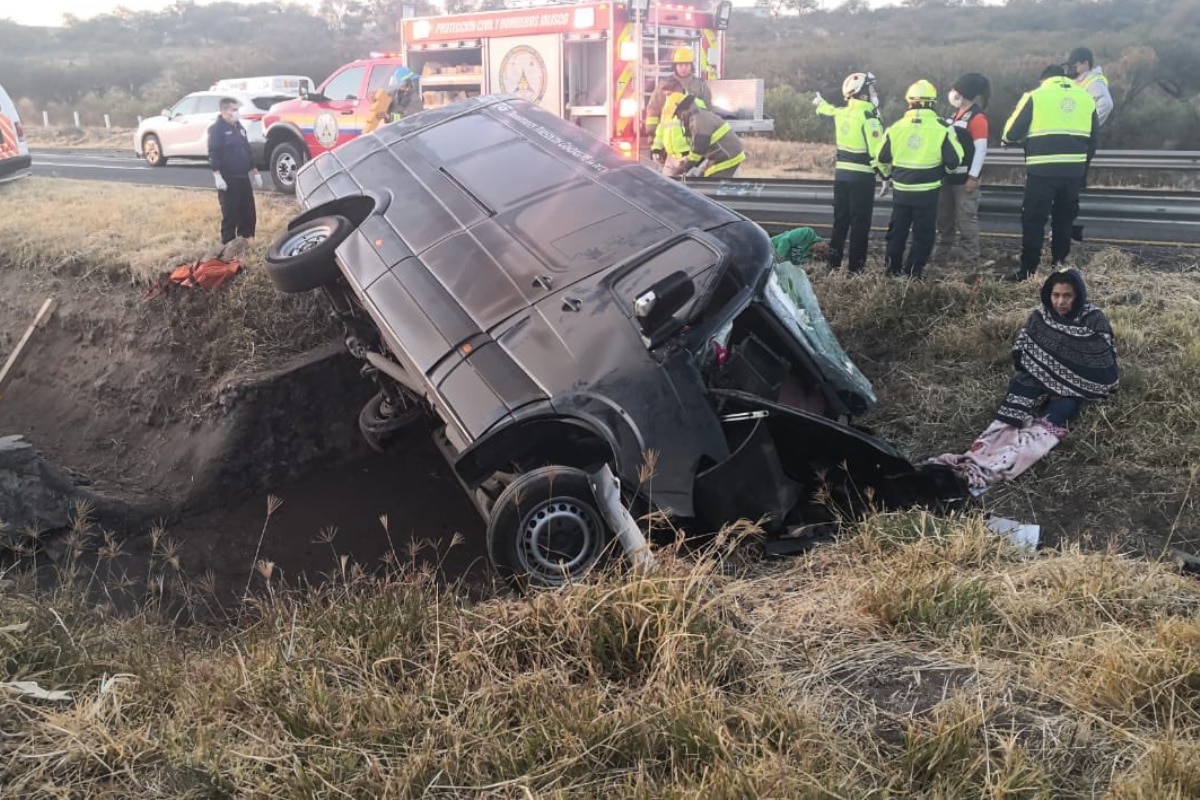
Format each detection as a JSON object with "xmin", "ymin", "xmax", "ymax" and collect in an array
[{"xmin": 0, "ymin": 261, "xmax": 486, "ymax": 598}]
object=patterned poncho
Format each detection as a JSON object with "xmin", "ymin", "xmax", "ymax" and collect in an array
[{"xmin": 995, "ymin": 283, "xmax": 1119, "ymax": 427}]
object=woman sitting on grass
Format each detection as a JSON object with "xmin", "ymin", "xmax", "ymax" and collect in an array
[{"xmin": 933, "ymin": 267, "xmax": 1119, "ymax": 494}]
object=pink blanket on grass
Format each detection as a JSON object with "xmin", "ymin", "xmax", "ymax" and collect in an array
[{"xmin": 930, "ymin": 418, "xmax": 1067, "ymax": 494}]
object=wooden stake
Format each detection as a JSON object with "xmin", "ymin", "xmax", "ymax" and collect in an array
[{"xmin": 0, "ymin": 297, "xmax": 58, "ymax": 401}]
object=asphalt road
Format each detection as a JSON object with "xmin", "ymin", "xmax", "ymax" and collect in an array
[
  {"xmin": 30, "ymin": 147, "xmax": 1198, "ymax": 246},
  {"xmin": 30, "ymin": 147, "xmax": 272, "ymax": 192}
]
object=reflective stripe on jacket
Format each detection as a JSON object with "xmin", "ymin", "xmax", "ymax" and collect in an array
[
  {"xmin": 684, "ymin": 108, "xmax": 745, "ymax": 176},
  {"xmin": 1002, "ymin": 77, "xmax": 1097, "ymax": 177},
  {"xmin": 878, "ymin": 108, "xmax": 962, "ymax": 195},
  {"xmin": 816, "ymin": 97, "xmax": 884, "ymax": 181},
  {"xmin": 646, "ymin": 75, "xmax": 712, "ymax": 131}
]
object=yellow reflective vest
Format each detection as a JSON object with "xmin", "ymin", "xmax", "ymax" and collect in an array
[
  {"xmin": 878, "ymin": 108, "xmax": 963, "ymax": 195},
  {"xmin": 815, "ymin": 96, "xmax": 884, "ymax": 181},
  {"xmin": 1002, "ymin": 76, "xmax": 1097, "ymax": 177}
]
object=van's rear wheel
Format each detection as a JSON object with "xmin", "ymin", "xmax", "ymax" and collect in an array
[
  {"xmin": 358, "ymin": 390, "xmax": 422, "ymax": 452},
  {"xmin": 264, "ymin": 215, "xmax": 353, "ymax": 293},
  {"xmin": 487, "ymin": 466, "xmax": 612, "ymax": 588}
]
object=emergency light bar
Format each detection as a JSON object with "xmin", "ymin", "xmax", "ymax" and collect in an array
[{"xmin": 714, "ymin": 0, "xmax": 732, "ymax": 30}]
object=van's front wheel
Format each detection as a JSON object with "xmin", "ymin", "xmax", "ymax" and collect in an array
[
  {"xmin": 264, "ymin": 215, "xmax": 353, "ymax": 293},
  {"xmin": 486, "ymin": 466, "xmax": 612, "ymax": 588}
]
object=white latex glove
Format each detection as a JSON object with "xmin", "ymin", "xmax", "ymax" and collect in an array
[
  {"xmin": 812, "ymin": 92, "xmax": 824, "ymax": 107},
  {"xmin": 686, "ymin": 166, "xmax": 704, "ymax": 178},
  {"xmin": 252, "ymin": 172, "xmax": 263, "ymax": 190},
  {"xmin": 214, "ymin": 174, "xmax": 228, "ymax": 192},
  {"xmin": 876, "ymin": 179, "xmax": 891, "ymax": 198}
]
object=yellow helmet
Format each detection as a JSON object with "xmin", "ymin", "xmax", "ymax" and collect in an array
[
  {"xmin": 663, "ymin": 92, "xmax": 687, "ymax": 119},
  {"xmin": 672, "ymin": 46, "xmax": 694, "ymax": 65},
  {"xmin": 841, "ymin": 71, "xmax": 876, "ymax": 99},
  {"xmin": 905, "ymin": 79, "xmax": 937, "ymax": 104}
]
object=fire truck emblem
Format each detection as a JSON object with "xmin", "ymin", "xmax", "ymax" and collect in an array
[
  {"xmin": 499, "ymin": 45, "xmax": 548, "ymax": 105},
  {"xmin": 314, "ymin": 112, "xmax": 339, "ymax": 147}
]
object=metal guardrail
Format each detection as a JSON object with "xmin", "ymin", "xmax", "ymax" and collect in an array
[
  {"xmin": 689, "ymin": 178, "xmax": 1200, "ymax": 245},
  {"xmin": 987, "ymin": 149, "xmax": 1200, "ymax": 171}
]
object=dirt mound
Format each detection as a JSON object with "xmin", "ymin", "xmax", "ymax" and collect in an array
[{"xmin": 0, "ymin": 252, "xmax": 364, "ymax": 519}]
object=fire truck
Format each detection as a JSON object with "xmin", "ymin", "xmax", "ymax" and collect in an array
[
  {"xmin": 401, "ymin": 0, "xmax": 768, "ymax": 156},
  {"xmin": 262, "ymin": 0, "xmax": 768, "ymax": 193}
]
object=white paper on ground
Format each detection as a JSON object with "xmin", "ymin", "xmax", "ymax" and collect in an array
[{"xmin": 985, "ymin": 516, "xmax": 1041, "ymax": 550}]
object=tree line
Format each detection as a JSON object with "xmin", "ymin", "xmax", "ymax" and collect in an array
[{"xmin": 1, "ymin": 0, "xmax": 1197, "ymax": 148}]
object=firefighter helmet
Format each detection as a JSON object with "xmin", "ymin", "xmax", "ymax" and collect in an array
[
  {"xmin": 841, "ymin": 71, "xmax": 876, "ymax": 99},
  {"xmin": 672, "ymin": 46, "xmax": 694, "ymax": 64},
  {"xmin": 663, "ymin": 92, "xmax": 687, "ymax": 119},
  {"xmin": 387, "ymin": 66, "xmax": 417, "ymax": 90},
  {"xmin": 905, "ymin": 79, "xmax": 938, "ymax": 104}
]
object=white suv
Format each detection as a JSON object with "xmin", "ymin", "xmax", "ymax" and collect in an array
[{"xmin": 134, "ymin": 90, "xmax": 290, "ymax": 167}]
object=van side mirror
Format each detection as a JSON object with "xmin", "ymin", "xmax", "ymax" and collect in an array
[{"xmin": 634, "ymin": 270, "xmax": 695, "ymax": 339}]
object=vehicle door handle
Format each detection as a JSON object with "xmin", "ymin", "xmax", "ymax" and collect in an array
[
  {"xmin": 532, "ymin": 275, "xmax": 553, "ymax": 290},
  {"xmin": 561, "ymin": 297, "xmax": 582, "ymax": 313}
]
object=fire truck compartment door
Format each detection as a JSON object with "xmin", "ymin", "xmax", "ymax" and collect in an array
[{"xmin": 489, "ymin": 35, "xmax": 562, "ymax": 117}]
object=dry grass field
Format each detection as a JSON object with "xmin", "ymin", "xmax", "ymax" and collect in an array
[{"xmin": 2, "ymin": 177, "xmax": 1200, "ymax": 797}]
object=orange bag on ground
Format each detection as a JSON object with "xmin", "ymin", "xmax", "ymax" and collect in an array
[{"xmin": 143, "ymin": 258, "xmax": 242, "ymax": 300}]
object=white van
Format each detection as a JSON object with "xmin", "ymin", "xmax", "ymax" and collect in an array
[
  {"xmin": 0, "ymin": 81, "xmax": 32, "ymax": 184},
  {"xmin": 210, "ymin": 75, "xmax": 315, "ymax": 97}
]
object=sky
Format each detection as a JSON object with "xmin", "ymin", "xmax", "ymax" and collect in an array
[{"xmin": 0, "ymin": 0, "xmax": 964, "ymax": 29}]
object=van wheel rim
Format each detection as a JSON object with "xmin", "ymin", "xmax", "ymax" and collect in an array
[
  {"xmin": 278, "ymin": 223, "xmax": 334, "ymax": 257},
  {"xmin": 518, "ymin": 499, "xmax": 600, "ymax": 578}
]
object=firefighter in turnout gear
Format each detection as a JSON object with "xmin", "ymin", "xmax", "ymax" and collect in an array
[
  {"xmin": 1001, "ymin": 64, "xmax": 1098, "ymax": 281},
  {"xmin": 651, "ymin": 92, "xmax": 702, "ymax": 178},
  {"xmin": 814, "ymin": 71, "xmax": 885, "ymax": 272},
  {"xmin": 645, "ymin": 45, "xmax": 713, "ymax": 137},
  {"xmin": 674, "ymin": 93, "xmax": 745, "ymax": 179},
  {"xmin": 877, "ymin": 79, "xmax": 963, "ymax": 278}
]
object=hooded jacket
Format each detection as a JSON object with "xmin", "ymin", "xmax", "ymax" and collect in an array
[{"xmin": 1077, "ymin": 66, "xmax": 1113, "ymax": 126}]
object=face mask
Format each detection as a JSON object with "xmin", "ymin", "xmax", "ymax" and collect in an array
[
  {"xmin": 948, "ymin": 90, "xmax": 963, "ymax": 108},
  {"xmin": 227, "ymin": 110, "xmax": 239, "ymax": 122}
]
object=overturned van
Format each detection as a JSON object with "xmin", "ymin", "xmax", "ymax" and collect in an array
[{"xmin": 265, "ymin": 97, "xmax": 965, "ymax": 587}]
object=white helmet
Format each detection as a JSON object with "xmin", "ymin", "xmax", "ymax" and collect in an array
[{"xmin": 842, "ymin": 71, "xmax": 877, "ymax": 99}]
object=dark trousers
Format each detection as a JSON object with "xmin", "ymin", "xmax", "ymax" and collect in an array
[
  {"xmin": 1043, "ymin": 397, "xmax": 1082, "ymax": 427},
  {"xmin": 828, "ymin": 179, "xmax": 875, "ymax": 272},
  {"xmin": 884, "ymin": 190, "xmax": 939, "ymax": 278},
  {"xmin": 1019, "ymin": 174, "xmax": 1080, "ymax": 276},
  {"xmin": 218, "ymin": 177, "xmax": 257, "ymax": 244}
]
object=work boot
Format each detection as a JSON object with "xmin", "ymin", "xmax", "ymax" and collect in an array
[{"xmin": 1002, "ymin": 270, "xmax": 1034, "ymax": 283}]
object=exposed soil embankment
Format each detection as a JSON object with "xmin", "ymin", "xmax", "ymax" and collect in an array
[{"xmin": 0, "ymin": 267, "xmax": 369, "ymax": 512}]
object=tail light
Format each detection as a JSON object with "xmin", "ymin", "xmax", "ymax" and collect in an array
[
  {"xmin": 618, "ymin": 98, "xmax": 638, "ymax": 118},
  {"xmin": 616, "ymin": 140, "xmax": 634, "ymax": 158}
]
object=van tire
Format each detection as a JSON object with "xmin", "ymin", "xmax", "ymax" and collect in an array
[
  {"xmin": 264, "ymin": 215, "xmax": 353, "ymax": 293},
  {"xmin": 142, "ymin": 135, "xmax": 166, "ymax": 166},
  {"xmin": 270, "ymin": 141, "xmax": 305, "ymax": 194},
  {"xmin": 487, "ymin": 466, "xmax": 611, "ymax": 588}
]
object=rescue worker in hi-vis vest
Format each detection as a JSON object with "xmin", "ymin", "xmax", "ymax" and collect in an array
[
  {"xmin": 876, "ymin": 79, "xmax": 963, "ymax": 279},
  {"xmin": 1066, "ymin": 46, "xmax": 1112, "ymax": 127},
  {"xmin": 651, "ymin": 92, "xmax": 704, "ymax": 178},
  {"xmin": 673, "ymin": 93, "xmax": 745, "ymax": 179},
  {"xmin": 1001, "ymin": 64, "xmax": 1098, "ymax": 282},
  {"xmin": 813, "ymin": 71, "xmax": 885, "ymax": 273},
  {"xmin": 644, "ymin": 46, "xmax": 712, "ymax": 138}
]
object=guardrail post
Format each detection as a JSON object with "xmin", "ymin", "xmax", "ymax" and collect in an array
[
  {"xmin": 104, "ymin": 114, "xmax": 111, "ymax": 129},
  {"xmin": 73, "ymin": 111, "xmax": 80, "ymax": 128},
  {"xmin": 42, "ymin": 111, "xmax": 49, "ymax": 126}
]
